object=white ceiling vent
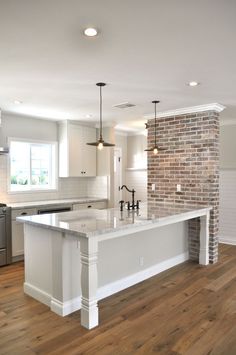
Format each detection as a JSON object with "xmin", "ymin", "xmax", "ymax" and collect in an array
[{"xmin": 113, "ymin": 102, "xmax": 136, "ymax": 109}]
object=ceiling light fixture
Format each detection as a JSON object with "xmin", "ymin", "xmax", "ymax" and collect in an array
[
  {"xmin": 84, "ymin": 27, "xmax": 98, "ymax": 37},
  {"xmin": 14, "ymin": 100, "xmax": 22, "ymax": 104},
  {"xmin": 87, "ymin": 82, "xmax": 115, "ymax": 150},
  {"xmin": 145, "ymin": 100, "xmax": 165, "ymax": 155},
  {"xmin": 188, "ymin": 81, "xmax": 200, "ymax": 87}
]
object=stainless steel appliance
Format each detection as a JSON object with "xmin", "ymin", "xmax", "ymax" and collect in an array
[{"xmin": 0, "ymin": 204, "xmax": 12, "ymax": 266}]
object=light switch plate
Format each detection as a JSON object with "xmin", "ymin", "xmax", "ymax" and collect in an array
[
  {"xmin": 177, "ymin": 184, "xmax": 181, "ymax": 192},
  {"xmin": 151, "ymin": 183, "xmax": 155, "ymax": 191}
]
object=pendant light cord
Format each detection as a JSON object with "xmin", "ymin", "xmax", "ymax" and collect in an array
[
  {"xmin": 100, "ymin": 85, "xmax": 102, "ymax": 140},
  {"xmin": 154, "ymin": 101, "xmax": 157, "ymax": 147}
]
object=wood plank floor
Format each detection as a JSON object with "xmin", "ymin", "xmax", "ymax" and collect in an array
[{"xmin": 0, "ymin": 244, "xmax": 236, "ymax": 355}]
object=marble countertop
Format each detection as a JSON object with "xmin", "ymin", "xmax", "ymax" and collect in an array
[
  {"xmin": 17, "ymin": 202, "xmax": 211, "ymax": 239},
  {"xmin": 7, "ymin": 197, "xmax": 107, "ymax": 209}
]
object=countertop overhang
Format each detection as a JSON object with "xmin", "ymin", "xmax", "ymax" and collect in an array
[{"xmin": 17, "ymin": 202, "xmax": 211, "ymax": 240}]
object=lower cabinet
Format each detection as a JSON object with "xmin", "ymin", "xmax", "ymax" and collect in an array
[
  {"xmin": 72, "ymin": 201, "xmax": 107, "ymax": 210},
  {"xmin": 11, "ymin": 208, "xmax": 37, "ymax": 260}
]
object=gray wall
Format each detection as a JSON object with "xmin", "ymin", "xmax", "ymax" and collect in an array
[{"xmin": 220, "ymin": 124, "xmax": 236, "ymax": 169}]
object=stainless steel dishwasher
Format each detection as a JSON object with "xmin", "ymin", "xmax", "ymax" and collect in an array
[{"xmin": 37, "ymin": 205, "xmax": 72, "ymax": 214}]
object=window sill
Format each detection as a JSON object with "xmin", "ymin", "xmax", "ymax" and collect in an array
[{"xmin": 7, "ymin": 188, "xmax": 58, "ymax": 195}]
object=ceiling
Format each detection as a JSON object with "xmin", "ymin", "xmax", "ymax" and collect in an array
[{"xmin": 0, "ymin": 0, "xmax": 236, "ymax": 132}]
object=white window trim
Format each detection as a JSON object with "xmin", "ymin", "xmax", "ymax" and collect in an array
[{"xmin": 7, "ymin": 137, "xmax": 58, "ymax": 194}]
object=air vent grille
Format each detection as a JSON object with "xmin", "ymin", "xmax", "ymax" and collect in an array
[{"xmin": 113, "ymin": 102, "xmax": 136, "ymax": 109}]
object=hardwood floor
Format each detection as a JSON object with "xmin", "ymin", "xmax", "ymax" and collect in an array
[{"xmin": 0, "ymin": 244, "xmax": 236, "ymax": 355}]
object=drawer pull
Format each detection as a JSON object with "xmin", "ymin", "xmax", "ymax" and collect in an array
[
  {"xmin": 21, "ymin": 212, "xmax": 28, "ymax": 216},
  {"xmin": 87, "ymin": 205, "xmax": 92, "ymax": 208}
]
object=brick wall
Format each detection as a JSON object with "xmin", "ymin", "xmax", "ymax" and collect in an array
[{"xmin": 147, "ymin": 110, "xmax": 220, "ymax": 263}]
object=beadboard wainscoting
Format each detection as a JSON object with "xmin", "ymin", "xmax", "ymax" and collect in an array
[{"xmin": 219, "ymin": 169, "xmax": 236, "ymax": 245}]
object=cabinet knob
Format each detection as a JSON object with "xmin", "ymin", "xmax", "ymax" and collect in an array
[
  {"xmin": 21, "ymin": 212, "xmax": 27, "ymax": 215},
  {"xmin": 87, "ymin": 205, "xmax": 92, "ymax": 208}
]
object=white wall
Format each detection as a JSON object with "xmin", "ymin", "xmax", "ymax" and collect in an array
[
  {"xmin": 115, "ymin": 132, "xmax": 147, "ymax": 203},
  {"xmin": 126, "ymin": 134, "xmax": 147, "ymax": 202},
  {"xmin": 0, "ymin": 113, "xmax": 107, "ymax": 203},
  {"xmin": 219, "ymin": 122, "xmax": 236, "ymax": 245},
  {"xmin": 127, "ymin": 134, "xmax": 147, "ymax": 169}
]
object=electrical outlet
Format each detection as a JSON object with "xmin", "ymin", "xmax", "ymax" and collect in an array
[
  {"xmin": 139, "ymin": 256, "xmax": 144, "ymax": 266},
  {"xmin": 177, "ymin": 184, "xmax": 181, "ymax": 192},
  {"xmin": 152, "ymin": 183, "xmax": 155, "ymax": 191}
]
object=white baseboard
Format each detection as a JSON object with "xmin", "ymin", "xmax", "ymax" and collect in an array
[
  {"xmin": 219, "ymin": 236, "xmax": 236, "ymax": 246},
  {"xmin": 24, "ymin": 251, "xmax": 189, "ymax": 317},
  {"xmin": 51, "ymin": 297, "xmax": 82, "ymax": 316},
  {"xmin": 24, "ymin": 282, "xmax": 51, "ymax": 307}
]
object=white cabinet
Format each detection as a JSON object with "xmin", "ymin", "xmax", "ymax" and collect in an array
[
  {"xmin": 12, "ymin": 208, "xmax": 37, "ymax": 259},
  {"xmin": 59, "ymin": 121, "xmax": 96, "ymax": 177},
  {"xmin": 73, "ymin": 201, "xmax": 107, "ymax": 210}
]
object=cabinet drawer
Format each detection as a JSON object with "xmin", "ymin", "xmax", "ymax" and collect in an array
[
  {"xmin": 12, "ymin": 208, "xmax": 37, "ymax": 220},
  {"xmin": 73, "ymin": 201, "xmax": 107, "ymax": 211}
]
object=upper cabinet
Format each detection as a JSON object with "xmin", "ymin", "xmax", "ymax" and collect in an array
[{"xmin": 58, "ymin": 121, "xmax": 96, "ymax": 177}]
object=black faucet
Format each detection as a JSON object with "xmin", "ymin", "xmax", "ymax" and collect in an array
[{"xmin": 120, "ymin": 185, "xmax": 140, "ymax": 210}]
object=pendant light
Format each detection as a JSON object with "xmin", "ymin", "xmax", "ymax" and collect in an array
[
  {"xmin": 87, "ymin": 82, "xmax": 115, "ymax": 150},
  {"xmin": 145, "ymin": 100, "xmax": 165, "ymax": 154}
]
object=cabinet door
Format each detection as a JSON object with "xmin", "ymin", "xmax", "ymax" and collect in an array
[
  {"xmin": 83, "ymin": 126, "xmax": 96, "ymax": 177},
  {"xmin": 11, "ymin": 208, "xmax": 37, "ymax": 258},
  {"xmin": 12, "ymin": 220, "xmax": 24, "ymax": 257},
  {"xmin": 69, "ymin": 124, "xmax": 84, "ymax": 176}
]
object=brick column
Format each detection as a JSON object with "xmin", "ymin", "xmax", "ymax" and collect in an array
[{"xmin": 147, "ymin": 109, "xmax": 220, "ymax": 263}]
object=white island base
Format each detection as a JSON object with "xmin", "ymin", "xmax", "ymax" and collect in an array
[{"xmin": 20, "ymin": 205, "xmax": 210, "ymax": 329}]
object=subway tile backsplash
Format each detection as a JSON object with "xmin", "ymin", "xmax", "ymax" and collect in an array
[{"xmin": 0, "ymin": 155, "xmax": 108, "ymax": 203}]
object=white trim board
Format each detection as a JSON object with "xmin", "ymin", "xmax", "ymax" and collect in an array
[
  {"xmin": 144, "ymin": 103, "xmax": 225, "ymax": 120},
  {"xmin": 24, "ymin": 251, "xmax": 189, "ymax": 317},
  {"xmin": 219, "ymin": 237, "xmax": 236, "ymax": 246}
]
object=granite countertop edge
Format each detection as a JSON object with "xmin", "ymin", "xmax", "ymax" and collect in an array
[
  {"xmin": 7, "ymin": 197, "xmax": 108, "ymax": 209},
  {"xmin": 17, "ymin": 205, "xmax": 212, "ymax": 239}
]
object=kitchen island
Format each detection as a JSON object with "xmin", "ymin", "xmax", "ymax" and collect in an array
[{"xmin": 18, "ymin": 203, "xmax": 211, "ymax": 329}]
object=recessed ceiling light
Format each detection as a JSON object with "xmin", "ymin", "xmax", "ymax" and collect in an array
[
  {"xmin": 187, "ymin": 81, "xmax": 200, "ymax": 87},
  {"xmin": 14, "ymin": 100, "xmax": 22, "ymax": 104},
  {"xmin": 84, "ymin": 28, "xmax": 98, "ymax": 37},
  {"xmin": 85, "ymin": 114, "xmax": 93, "ymax": 118}
]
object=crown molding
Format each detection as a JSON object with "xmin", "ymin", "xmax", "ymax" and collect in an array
[{"xmin": 144, "ymin": 103, "xmax": 225, "ymax": 119}]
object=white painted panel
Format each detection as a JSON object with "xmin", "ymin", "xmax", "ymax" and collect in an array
[
  {"xmin": 24, "ymin": 221, "xmax": 188, "ymax": 311},
  {"xmin": 219, "ymin": 169, "xmax": 236, "ymax": 244},
  {"xmin": 125, "ymin": 169, "xmax": 147, "ymax": 202}
]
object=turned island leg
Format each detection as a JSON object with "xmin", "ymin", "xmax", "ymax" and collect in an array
[
  {"xmin": 199, "ymin": 212, "xmax": 210, "ymax": 265},
  {"xmin": 80, "ymin": 237, "xmax": 98, "ymax": 329}
]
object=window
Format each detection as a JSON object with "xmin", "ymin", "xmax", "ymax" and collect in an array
[{"xmin": 9, "ymin": 139, "xmax": 57, "ymax": 192}]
